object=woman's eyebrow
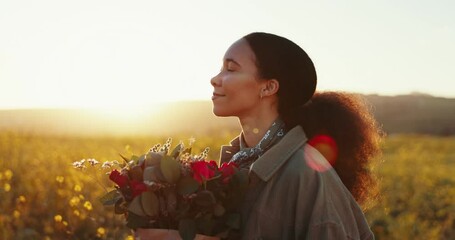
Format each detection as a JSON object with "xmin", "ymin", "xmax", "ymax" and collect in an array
[{"xmin": 225, "ymin": 58, "xmax": 241, "ymax": 66}]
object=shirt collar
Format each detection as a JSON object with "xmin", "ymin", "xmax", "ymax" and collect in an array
[{"xmin": 250, "ymin": 126, "xmax": 308, "ymax": 182}]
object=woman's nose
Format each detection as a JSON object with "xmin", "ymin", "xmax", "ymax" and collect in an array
[{"xmin": 210, "ymin": 73, "xmax": 221, "ymax": 87}]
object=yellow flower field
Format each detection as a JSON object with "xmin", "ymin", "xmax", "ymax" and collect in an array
[{"xmin": 0, "ymin": 131, "xmax": 454, "ymax": 239}]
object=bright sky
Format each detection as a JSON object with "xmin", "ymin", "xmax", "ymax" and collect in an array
[{"xmin": 1, "ymin": 0, "xmax": 454, "ymax": 109}]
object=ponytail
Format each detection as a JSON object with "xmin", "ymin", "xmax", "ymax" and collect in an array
[
  {"xmin": 297, "ymin": 92, "xmax": 382, "ymax": 206},
  {"xmin": 242, "ymin": 32, "xmax": 382, "ymax": 207}
]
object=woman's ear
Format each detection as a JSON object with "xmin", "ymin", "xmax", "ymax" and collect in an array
[{"xmin": 261, "ymin": 79, "xmax": 279, "ymax": 97}]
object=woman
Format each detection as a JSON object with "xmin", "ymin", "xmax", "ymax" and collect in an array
[{"xmin": 211, "ymin": 32, "xmax": 381, "ymax": 239}]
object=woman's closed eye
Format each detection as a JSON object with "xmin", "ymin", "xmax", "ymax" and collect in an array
[
  {"xmin": 219, "ymin": 65, "xmax": 235, "ymax": 73},
  {"xmin": 223, "ymin": 59, "xmax": 240, "ymax": 72}
]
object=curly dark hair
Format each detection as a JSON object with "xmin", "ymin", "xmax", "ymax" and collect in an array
[
  {"xmin": 243, "ymin": 32, "xmax": 382, "ymax": 206},
  {"xmin": 300, "ymin": 92, "xmax": 382, "ymax": 206}
]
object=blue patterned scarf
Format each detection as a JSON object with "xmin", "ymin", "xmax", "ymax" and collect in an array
[{"xmin": 229, "ymin": 118, "xmax": 286, "ymax": 169}]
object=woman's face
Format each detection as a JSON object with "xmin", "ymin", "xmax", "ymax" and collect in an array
[{"xmin": 210, "ymin": 39, "xmax": 265, "ymax": 118}]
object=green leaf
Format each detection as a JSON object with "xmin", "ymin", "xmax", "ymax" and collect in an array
[
  {"xmin": 178, "ymin": 219, "xmax": 197, "ymax": 240},
  {"xmin": 165, "ymin": 189, "xmax": 177, "ymax": 215},
  {"xmin": 170, "ymin": 143, "xmax": 183, "ymax": 159},
  {"xmin": 131, "ymin": 155, "xmax": 139, "ymax": 162},
  {"xmin": 114, "ymin": 198, "xmax": 127, "ymax": 214},
  {"xmin": 231, "ymin": 168, "xmax": 249, "ymax": 187},
  {"xmin": 213, "ymin": 203, "xmax": 225, "ymax": 217},
  {"xmin": 182, "ymin": 147, "xmax": 192, "ymax": 155},
  {"xmin": 195, "ymin": 190, "xmax": 216, "ymax": 207},
  {"xmin": 176, "ymin": 176, "xmax": 199, "ymax": 195},
  {"xmin": 99, "ymin": 189, "xmax": 122, "ymax": 206},
  {"xmin": 224, "ymin": 170, "xmax": 248, "ymax": 211},
  {"xmin": 175, "ymin": 202, "xmax": 191, "ymax": 219},
  {"xmin": 160, "ymin": 155, "xmax": 181, "ymax": 183},
  {"xmin": 196, "ymin": 214, "xmax": 215, "ymax": 235},
  {"xmin": 225, "ymin": 213, "xmax": 241, "ymax": 230},
  {"xmin": 119, "ymin": 154, "xmax": 130, "ymax": 165},
  {"xmin": 141, "ymin": 191, "xmax": 159, "ymax": 217},
  {"xmin": 126, "ymin": 211, "xmax": 150, "ymax": 230}
]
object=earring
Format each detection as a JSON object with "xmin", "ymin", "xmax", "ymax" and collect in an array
[{"xmin": 260, "ymin": 89, "xmax": 265, "ymax": 99}]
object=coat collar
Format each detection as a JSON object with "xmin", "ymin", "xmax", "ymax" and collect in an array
[
  {"xmin": 220, "ymin": 126, "xmax": 308, "ymax": 182},
  {"xmin": 251, "ymin": 126, "xmax": 308, "ymax": 182},
  {"xmin": 220, "ymin": 137, "xmax": 241, "ymax": 164}
]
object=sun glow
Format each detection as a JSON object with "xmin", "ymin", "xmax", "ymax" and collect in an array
[
  {"xmin": 1, "ymin": 1, "xmax": 454, "ymax": 111},
  {"xmin": 86, "ymin": 103, "xmax": 167, "ymax": 123}
]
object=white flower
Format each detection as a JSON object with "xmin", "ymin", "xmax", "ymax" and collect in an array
[
  {"xmin": 72, "ymin": 160, "xmax": 86, "ymax": 169},
  {"xmin": 88, "ymin": 158, "xmax": 99, "ymax": 166},
  {"xmin": 101, "ymin": 161, "xmax": 113, "ymax": 169}
]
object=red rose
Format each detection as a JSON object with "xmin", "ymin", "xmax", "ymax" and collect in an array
[
  {"xmin": 130, "ymin": 180, "xmax": 147, "ymax": 197},
  {"xmin": 190, "ymin": 160, "xmax": 218, "ymax": 184},
  {"xmin": 219, "ymin": 162, "xmax": 238, "ymax": 184},
  {"xmin": 109, "ymin": 169, "xmax": 128, "ymax": 188}
]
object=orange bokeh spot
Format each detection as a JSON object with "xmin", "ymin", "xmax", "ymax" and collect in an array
[{"xmin": 307, "ymin": 134, "xmax": 338, "ymax": 167}]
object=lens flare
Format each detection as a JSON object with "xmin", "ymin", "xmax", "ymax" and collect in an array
[{"xmin": 305, "ymin": 134, "xmax": 339, "ymax": 172}]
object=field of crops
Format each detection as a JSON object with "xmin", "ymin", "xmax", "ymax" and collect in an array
[{"xmin": 0, "ymin": 131, "xmax": 454, "ymax": 239}]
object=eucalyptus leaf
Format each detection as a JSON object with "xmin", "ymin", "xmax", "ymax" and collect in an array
[
  {"xmin": 178, "ymin": 219, "xmax": 197, "ymax": 240},
  {"xmin": 155, "ymin": 167, "xmax": 167, "ymax": 182},
  {"xmin": 128, "ymin": 195, "xmax": 146, "ymax": 217},
  {"xmin": 99, "ymin": 189, "xmax": 122, "ymax": 206},
  {"xmin": 160, "ymin": 155, "xmax": 181, "ymax": 183},
  {"xmin": 143, "ymin": 166, "xmax": 158, "ymax": 182},
  {"xmin": 143, "ymin": 165, "xmax": 167, "ymax": 183},
  {"xmin": 141, "ymin": 191, "xmax": 159, "ymax": 217},
  {"xmin": 137, "ymin": 154, "xmax": 146, "ymax": 166},
  {"xmin": 176, "ymin": 176, "xmax": 199, "ymax": 195},
  {"xmin": 145, "ymin": 152, "xmax": 163, "ymax": 166}
]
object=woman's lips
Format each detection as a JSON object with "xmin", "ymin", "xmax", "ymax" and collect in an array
[{"xmin": 212, "ymin": 93, "xmax": 225, "ymax": 100}]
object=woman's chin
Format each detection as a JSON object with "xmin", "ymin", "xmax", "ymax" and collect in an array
[
  {"xmin": 212, "ymin": 110, "xmax": 226, "ymax": 117},
  {"xmin": 212, "ymin": 107, "xmax": 230, "ymax": 117}
]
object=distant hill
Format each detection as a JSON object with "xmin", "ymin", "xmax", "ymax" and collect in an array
[
  {"xmin": 365, "ymin": 94, "xmax": 455, "ymax": 135},
  {"xmin": 1, "ymin": 94, "xmax": 454, "ymax": 136},
  {"xmin": 0, "ymin": 102, "xmax": 238, "ymax": 136}
]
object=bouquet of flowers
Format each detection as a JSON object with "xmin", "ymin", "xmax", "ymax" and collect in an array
[{"xmin": 98, "ymin": 138, "xmax": 248, "ymax": 240}]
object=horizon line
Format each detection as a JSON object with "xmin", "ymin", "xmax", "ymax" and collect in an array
[{"xmin": 0, "ymin": 92, "xmax": 453, "ymax": 110}]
